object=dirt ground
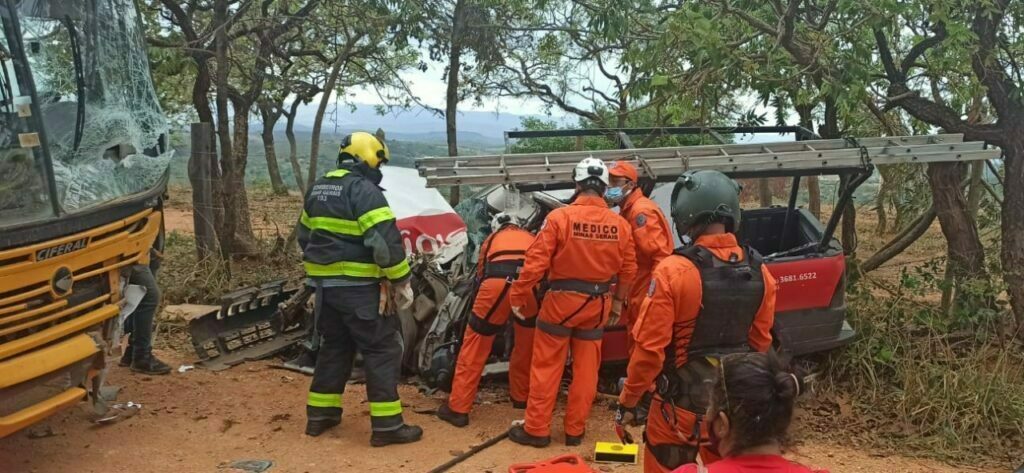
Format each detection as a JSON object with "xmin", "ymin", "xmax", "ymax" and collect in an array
[
  {"xmin": 5, "ymin": 189, "xmax": 998, "ymax": 472},
  {"xmin": 0, "ymin": 350, "xmax": 997, "ymax": 473}
]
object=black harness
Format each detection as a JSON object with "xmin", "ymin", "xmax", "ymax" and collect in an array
[
  {"xmin": 467, "ymin": 234, "xmax": 528, "ymax": 336},
  {"xmin": 644, "ymin": 244, "xmax": 766, "ymax": 468},
  {"xmin": 658, "ymin": 244, "xmax": 766, "ymax": 412}
]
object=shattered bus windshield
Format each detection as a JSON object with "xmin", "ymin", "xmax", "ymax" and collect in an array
[
  {"xmin": 0, "ymin": 7, "xmax": 53, "ymax": 226},
  {"xmin": 9, "ymin": 0, "xmax": 171, "ymax": 222}
]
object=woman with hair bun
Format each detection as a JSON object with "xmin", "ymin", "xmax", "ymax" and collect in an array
[{"xmin": 673, "ymin": 352, "xmax": 827, "ymax": 473}]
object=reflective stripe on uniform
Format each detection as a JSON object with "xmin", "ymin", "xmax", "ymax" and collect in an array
[
  {"xmin": 369, "ymin": 400, "xmax": 403, "ymax": 417},
  {"xmin": 382, "ymin": 259, "xmax": 411, "ymax": 280},
  {"xmin": 307, "ymin": 392, "xmax": 342, "ymax": 408},
  {"xmin": 303, "ymin": 259, "xmax": 410, "ymax": 279},
  {"xmin": 304, "ymin": 260, "xmax": 387, "ymax": 278},
  {"xmin": 325, "ymin": 169, "xmax": 350, "ymax": 178},
  {"xmin": 358, "ymin": 206, "xmax": 396, "ymax": 231},
  {"xmin": 300, "ymin": 210, "xmax": 362, "ymax": 235}
]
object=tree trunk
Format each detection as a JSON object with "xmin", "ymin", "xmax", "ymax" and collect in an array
[
  {"xmin": 1001, "ymin": 138, "xmax": 1024, "ymax": 329},
  {"xmin": 926, "ymin": 162, "xmax": 987, "ymax": 307},
  {"xmin": 758, "ymin": 179, "xmax": 772, "ymax": 207},
  {"xmin": 225, "ymin": 101, "xmax": 258, "ymax": 255},
  {"xmin": 259, "ymin": 104, "xmax": 288, "ymax": 195},
  {"xmin": 285, "ymin": 100, "xmax": 305, "ymax": 195},
  {"xmin": 875, "ymin": 184, "xmax": 889, "ymax": 235},
  {"xmin": 841, "ymin": 193, "xmax": 858, "ymax": 256},
  {"xmin": 967, "ymin": 161, "xmax": 985, "ymax": 218},
  {"xmin": 445, "ymin": 0, "xmax": 465, "ymax": 206},
  {"xmin": 213, "ymin": 0, "xmax": 235, "ymax": 258},
  {"xmin": 307, "ymin": 55, "xmax": 347, "ymax": 191},
  {"xmin": 193, "ymin": 62, "xmax": 215, "ymax": 125},
  {"xmin": 861, "ymin": 205, "xmax": 937, "ymax": 273},
  {"xmin": 820, "ymin": 97, "xmax": 855, "ymax": 255},
  {"xmin": 806, "ymin": 175, "xmax": 821, "ymax": 219}
]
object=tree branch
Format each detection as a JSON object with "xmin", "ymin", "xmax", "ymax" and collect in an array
[
  {"xmin": 582, "ymin": 86, "xmax": 619, "ymax": 107},
  {"xmin": 874, "ymin": 26, "xmax": 1008, "ymax": 143},
  {"xmin": 873, "ymin": 28, "xmax": 903, "ymax": 81},
  {"xmin": 811, "ymin": 0, "xmax": 838, "ymax": 30},
  {"xmin": 969, "ymin": 0, "xmax": 1020, "ymax": 122},
  {"xmin": 900, "ymin": 22, "xmax": 946, "ymax": 77}
]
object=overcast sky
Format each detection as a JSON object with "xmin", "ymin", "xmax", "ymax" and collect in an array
[
  {"xmin": 341, "ymin": 54, "xmax": 791, "ymax": 145},
  {"xmin": 346, "ymin": 58, "xmax": 576, "ymax": 117}
]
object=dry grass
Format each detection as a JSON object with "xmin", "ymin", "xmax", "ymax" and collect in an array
[
  {"xmin": 158, "ymin": 185, "xmax": 304, "ymax": 306},
  {"xmin": 800, "ymin": 206, "xmax": 1024, "ymax": 468}
]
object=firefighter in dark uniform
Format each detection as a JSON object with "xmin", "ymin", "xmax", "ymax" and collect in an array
[
  {"xmin": 297, "ymin": 131, "xmax": 422, "ymax": 446},
  {"xmin": 616, "ymin": 170, "xmax": 777, "ymax": 472}
]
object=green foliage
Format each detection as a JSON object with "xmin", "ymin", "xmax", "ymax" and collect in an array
[
  {"xmin": 828, "ymin": 287, "xmax": 1024, "ymax": 461},
  {"xmin": 507, "ymin": 113, "xmax": 726, "ymax": 155},
  {"xmin": 508, "ymin": 117, "xmax": 615, "ymax": 153}
]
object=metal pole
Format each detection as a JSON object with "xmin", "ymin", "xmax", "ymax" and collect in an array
[
  {"xmin": 781, "ymin": 175, "xmax": 802, "ymax": 249},
  {"xmin": 819, "ymin": 170, "xmax": 871, "ymax": 253}
]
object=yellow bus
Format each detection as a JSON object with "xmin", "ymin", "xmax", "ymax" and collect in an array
[{"xmin": 0, "ymin": 0, "xmax": 170, "ymax": 437}]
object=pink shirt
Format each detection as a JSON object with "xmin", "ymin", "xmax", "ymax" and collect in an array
[{"xmin": 673, "ymin": 454, "xmax": 828, "ymax": 473}]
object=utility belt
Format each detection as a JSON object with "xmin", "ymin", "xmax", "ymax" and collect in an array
[
  {"xmin": 657, "ymin": 347, "xmax": 750, "ymax": 412},
  {"xmin": 535, "ymin": 278, "xmax": 616, "ymax": 338},
  {"xmin": 547, "ymin": 278, "xmax": 614, "ymax": 296},
  {"xmin": 482, "ymin": 260, "xmax": 523, "ymax": 280}
]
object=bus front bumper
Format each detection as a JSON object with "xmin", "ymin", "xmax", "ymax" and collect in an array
[{"xmin": 0, "ymin": 333, "xmax": 102, "ymax": 438}]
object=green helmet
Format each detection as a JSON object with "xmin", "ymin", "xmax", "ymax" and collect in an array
[{"xmin": 670, "ymin": 170, "xmax": 742, "ymax": 235}]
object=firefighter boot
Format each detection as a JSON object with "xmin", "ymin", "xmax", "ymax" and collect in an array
[
  {"xmin": 119, "ymin": 348, "xmax": 133, "ymax": 367},
  {"xmin": 565, "ymin": 432, "xmax": 584, "ymax": 446},
  {"xmin": 436, "ymin": 403, "xmax": 469, "ymax": 428},
  {"xmin": 370, "ymin": 424, "xmax": 423, "ymax": 447},
  {"xmin": 130, "ymin": 353, "xmax": 171, "ymax": 375},
  {"xmin": 508, "ymin": 425, "xmax": 551, "ymax": 448},
  {"xmin": 305, "ymin": 417, "xmax": 341, "ymax": 437}
]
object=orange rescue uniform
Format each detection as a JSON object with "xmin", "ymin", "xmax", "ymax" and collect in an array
[
  {"xmin": 617, "ymin": 188, "xmax": 673, "ymax": 345},
  {"xmin": 447, "ymin": 226, "xmax": 538, "ymax": 414},
  {"xmin": 619, "ymin": 233, "xmax": 777, "ymax": 473},
  {"xmin": 510, "ymin": 194, "xmax": 638, "ymax": 438}
]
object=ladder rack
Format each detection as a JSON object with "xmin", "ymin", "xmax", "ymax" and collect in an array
[{"xmin": 414, "ymin": 134, "xmax": 999, "ymax": 188}]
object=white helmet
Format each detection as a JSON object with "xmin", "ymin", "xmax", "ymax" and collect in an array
[
  {"xmin": 491, "ymin": 212, "xmax": 521, "ymax": 232},
  {"xmin": 573, "ymin": 157, "xmax": 609, "ymax": 185}
]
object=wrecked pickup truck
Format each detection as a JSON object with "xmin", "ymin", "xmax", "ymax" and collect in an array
[
  {"xmin": 416, "ymin": 174, "xmax": 851, "ymax": 390},
  {"xmin": 413, "ymin": 126, "xmax": 994, "ymax": 389}
]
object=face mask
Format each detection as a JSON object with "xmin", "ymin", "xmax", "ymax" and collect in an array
[{"xmin": 604, "ymin": 186, "xmax": 625, "ymax": 204}]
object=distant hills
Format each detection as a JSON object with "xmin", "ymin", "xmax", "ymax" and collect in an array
[{"xmin": 249, "ymin": 103, "xmax": 546, "ymax": 147}]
